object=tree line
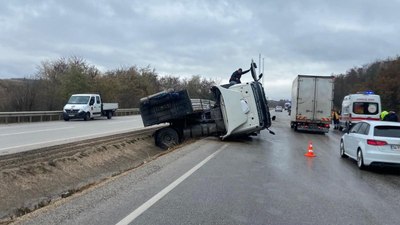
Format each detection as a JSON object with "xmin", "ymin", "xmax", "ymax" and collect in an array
[
  {"xmin": 0, "ymin": 56, "xmax": 216, "ymax": 111},
  {"xmin": 1, "ymin": 56, "xmax": 399, "ymax": 113},
  {"xmin": 271, "ymin": 56, "xmax": 400, "ymax": 113},
  {"xmin": 333, "ymin": 56, "xmax": 400, "ymax": 113}
]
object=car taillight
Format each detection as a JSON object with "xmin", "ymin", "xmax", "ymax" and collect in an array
[{"xmin": 367, "ymin": 139, "xmax": 388, "ymax": 146}]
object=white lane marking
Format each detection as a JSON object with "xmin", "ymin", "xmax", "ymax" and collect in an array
[
  {"xmin": 115, "ymin": 144, "xmax": 227, "ymax": 225},
  {"xmin": 0, "ymin": 127, "xmax": 74, "ymax": 137},
  {"xmin": 0, "ymin": 127, "xmax": 144, "ymax": 153}
]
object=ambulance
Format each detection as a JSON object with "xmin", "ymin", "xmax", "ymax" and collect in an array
[{"xmin": 339, "ymin": 91, "xmax": 381, "ymax": 131}]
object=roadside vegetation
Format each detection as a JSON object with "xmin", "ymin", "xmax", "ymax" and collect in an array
[
  {"xmin": 269, "ymin": 56, "xmax": 400, "ymax": 113},
  {"xmin": 1, "ymin": 55, "xmax": 399, "ymax": 113},
  {"xmin": 333, "ymin": 56, "xmax": 400, "ymax": 112},
  {"xmin": 0, "ymin": 56, "xmax": 216, "ymax": 111}
]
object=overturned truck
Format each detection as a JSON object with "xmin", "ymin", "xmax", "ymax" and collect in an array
[{"xmin": 140, "ymin": 60, "xmax": 274, "ymax": 149}]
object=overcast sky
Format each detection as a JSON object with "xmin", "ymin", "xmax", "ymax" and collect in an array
[{"xmin": 1, "ymin": 0, "xmax": 399, "ymax": 100}]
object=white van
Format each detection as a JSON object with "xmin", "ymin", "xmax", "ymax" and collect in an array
[
  {"xmin": 63, "ymin": 94, "xmax": 118, "ymax": 121},
  {"xmin": 339, "ymin": 92, "xmax": 381, "ymax": 131}
]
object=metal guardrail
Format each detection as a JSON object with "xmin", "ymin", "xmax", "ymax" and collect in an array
[{"xmin": 0, "ymin": 108, "xmax": 140, "ymax": 124}]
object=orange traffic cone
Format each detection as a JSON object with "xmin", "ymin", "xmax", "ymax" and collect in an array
[{"xmin": 304, "ymin": 141, "xmax": 316, "ymax": 157}]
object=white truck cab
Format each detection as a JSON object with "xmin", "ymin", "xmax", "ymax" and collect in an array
[
  {"xmin": 339, "ymin": 91, "xmax": 381, "ymax": 130},
  {"xmin": 139, "ymin": 60, "xmax": 275, "ymax": 149},
  {"xmin": 63, "ymin": 94, "xmax": 118, "ymax": 121},
  {"xmin": 213, "ymin": 79, "xmax": 270, "ymax": 139}
]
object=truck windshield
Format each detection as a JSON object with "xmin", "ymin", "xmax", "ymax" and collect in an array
[
  {"xmin": 352, "ymin": 102, "xmax": 379, "ymax": 115},
  {"xmin": 67, "ymin": 96, "xmax": 90, "ymax": 104}
]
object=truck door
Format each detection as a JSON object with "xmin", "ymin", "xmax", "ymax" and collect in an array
[
  {"xmin": 297, "ymin": 77, "xmax": 315, "ymax": 121},
  {"xmin": 314, "ymin": 78, "xmax": 333, "ymax": 121},
  {"xmin": 92, "ymin": 96, "xmax": 102, "ymax": 116}
]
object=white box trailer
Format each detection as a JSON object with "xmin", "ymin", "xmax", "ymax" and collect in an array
[{"xmin": 290, "ymin": 75, "xmax": 334, "ymax": 133}]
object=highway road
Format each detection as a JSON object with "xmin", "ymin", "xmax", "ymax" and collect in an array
[
  {"xmin": 12, "ymin": 111, "xmax": 400, "ymax": 225},
  {"xmin": 0, "ymin": 115, "xmax": 145, "ymax": 156}
]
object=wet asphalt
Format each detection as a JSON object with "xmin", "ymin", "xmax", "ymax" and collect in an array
[{"xmin": 13, "ymin": 111, "xmax": 400, "ymax": 225}]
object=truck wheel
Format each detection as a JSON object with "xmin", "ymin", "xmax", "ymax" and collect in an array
[
  {"xmin": 107, "ymin": 111, "xmax": 112, "ymax": 119},
  {"xmin": 155, "ymin": 127, "xmax": 180, "ymax": 150},
  {"xmin": 84, "ymin": 112, "xmax": 90, "ymax": 121},
  {"xmin": 63, "ymin": 116, "xmax": 69, "ymax": 121}
]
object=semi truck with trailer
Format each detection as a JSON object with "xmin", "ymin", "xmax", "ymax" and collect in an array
[
  {"xmin": 139, "ymin": 60, "xmax": 275, "ymax": 149},
  {"xmin": 290, "ymin": 75, "xmax": 334, "ymax": 133},
  {"xmin": 63, "ymin": 94, "xmax": 118, "ymax": 121}
]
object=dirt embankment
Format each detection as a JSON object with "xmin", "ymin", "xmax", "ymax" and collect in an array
[{"xmin": 0, "ymin": 128, "xmax": 168, "ymax": 224}]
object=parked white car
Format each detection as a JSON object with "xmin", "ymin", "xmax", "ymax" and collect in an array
[{"xmin": 340, "ymin": 120, "xmax": 400, "ymax": 169}]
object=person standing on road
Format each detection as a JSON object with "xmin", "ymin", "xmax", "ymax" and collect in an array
[
  {"xmin": 229, "ymin": 68, "xmax": 250, "ymax": 84},
  {"xmin": 383, "ymin": 111, "xmax": 399, "ymax": 122},
  {"xmin": 381, "ymin": 110, "xmax": 389, "ymax": 120},
  {"xmin": 331, "ymin": 109, "xmax": 340, "ymax": 129}
]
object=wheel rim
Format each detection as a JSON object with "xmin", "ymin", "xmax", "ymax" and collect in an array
[
  {"xmin": 340, "ymin": 141, "xmax": 344, "ymax": 156},
  {"xmin": 163, "ymin": 134, "xmax": 173, "ymax": 142},
  {"xmin": 357, "ymin": 151, "xmax": 363, "ymax": 167},
  {"xmin": 156, "ymin": 128, "xmax": 179, "ymax": 149}
]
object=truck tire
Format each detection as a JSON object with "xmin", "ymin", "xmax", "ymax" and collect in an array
[
  {"xmin": 84, "ymin": 112, "xmax": 90, "ymax": 121},
  {"xmin": 107, "ymin": 111, "xmax": 112, "ymax": 119},
  {"xmin": 63, "ymin": 116, "xmax": 69, "ymax": 121},
  {"xmin": 340, "ymin": 140, "xmax": 348, "ymax": 158},
  {"xmin": 155, "ymin": 127, "xmax": 180, "ymax": 150}
]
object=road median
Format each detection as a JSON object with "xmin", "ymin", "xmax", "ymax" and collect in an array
[{"xmin": 0, "ymin": 127, "xmax": 172, "ymax": 224}]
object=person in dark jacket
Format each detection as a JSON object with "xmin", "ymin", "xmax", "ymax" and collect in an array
[
  {"xmin": 383, "ymin": 111, "xmax": 399, "ymax": 122},
  {"xmin": 380, "ymin": 110, "xmax": 389, "ymax": 120},
  {"xmin": 229, "ymin": 68, "xmax": 250, "ymax": 84}
]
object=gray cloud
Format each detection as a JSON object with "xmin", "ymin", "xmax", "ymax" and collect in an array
[{"xmin": 1, "ymin": 0, "xmax": 399, "ymax": 100}]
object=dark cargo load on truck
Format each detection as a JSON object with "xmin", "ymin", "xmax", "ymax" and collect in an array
[{"xmin": 140, "ymin": 90, "xmax": 193, "ymax": 127}]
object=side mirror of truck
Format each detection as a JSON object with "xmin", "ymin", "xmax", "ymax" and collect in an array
[{"xmin": 257, "ymin": 73, "xmax": 263, "ymax": 81}]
